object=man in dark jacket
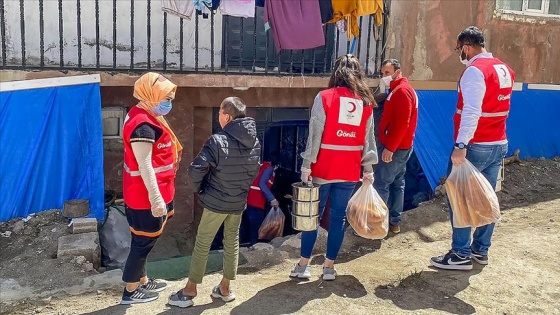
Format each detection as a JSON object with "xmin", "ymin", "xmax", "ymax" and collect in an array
[{"xmin": 169, "ymin": 97, "xmax": 260, "ymax": 308}]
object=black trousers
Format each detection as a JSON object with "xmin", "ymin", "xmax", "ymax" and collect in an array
[
  {"xmin": 121, "ymin": 202, "xmax": 173, "ymax": 283},
  {"xmin": 122, "ymin": 234, "xmax": 158, "ymax": 283}
]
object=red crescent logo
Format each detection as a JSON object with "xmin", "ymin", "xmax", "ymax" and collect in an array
[
  {"xmin": 348, "ymin": 101, "xmax": 357, "ymax": 113},
  {"xmin": 500, "ymin": 68, "xmax": 507, "ymax": 78}
]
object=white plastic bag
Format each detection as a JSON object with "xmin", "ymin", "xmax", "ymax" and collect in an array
[
  {"xmin": 346, "ymin": 182, "xmax": 389, "ymax": 239},
  {"xmin": 445, "ymin": 160, "xmax": 501, "ymax": 228}
]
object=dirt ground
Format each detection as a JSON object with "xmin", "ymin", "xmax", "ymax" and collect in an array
[{"xmin": 1, "ymin": 158, "xmax": 560, "ymax": 315}]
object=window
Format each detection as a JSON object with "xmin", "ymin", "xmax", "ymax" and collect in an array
[
  {"xmin": 101, "ymin": 107, "xmax": 126, "ymax": 139},
  {"xmin": 497, "ymin": 0, "xmax": 560, "ymax": 16}
]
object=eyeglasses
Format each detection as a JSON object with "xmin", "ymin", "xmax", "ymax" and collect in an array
[{"xmin": 454, "ymin": 44, "xmax": 470, "ymax": 53}]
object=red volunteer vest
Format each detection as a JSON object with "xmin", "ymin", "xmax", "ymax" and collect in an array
[
  {"xmin": 454, "ymin": 57, "xmax": 515, "ymax": 143},
  {"xmin": 311, "ymin": 87, "xmax": 373, "ymax": 182},
  {"xmin": 122, "ymin": 106, "xmax": 176, "ymax": 209},
  {"xmin": 247, "ymin": 162, "xmax": 275, "ymax": 209}
]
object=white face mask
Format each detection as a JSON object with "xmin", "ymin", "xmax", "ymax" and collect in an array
[
  {"xmin": 459, "ymin": 46, "xmax": 468, "ymax": 65},
  {"xmin": 381, "ymin": 75, "xmax": 393, "ymax": 88}
]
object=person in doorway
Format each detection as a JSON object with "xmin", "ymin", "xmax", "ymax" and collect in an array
[
  {"xmin": 120, "ymin": 72, "xmax": 182, "ymax": 304},
  {"xmin": 374, "ymin": 59, "xmax": 419, "ymax": 234},
  {"xmin": 246, "ymin": 153, "xmax": 280, "ymax": 248},
  {"xmin": 168, "ymin": 97, "xmax": 260, "ymax": 308},
  {"xmin": 292, "ymin": 54, "xmax": 378, "ymax": 281},
  {"xmin": 431, "ymin": 26, "xmax": 514, "ymax": 270}
]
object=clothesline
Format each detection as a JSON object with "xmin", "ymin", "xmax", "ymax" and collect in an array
[{"xmin": 162, "ymin": 0, "xmax": 384, "ymax": 53}]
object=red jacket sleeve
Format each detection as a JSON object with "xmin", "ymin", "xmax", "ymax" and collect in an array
[{"xmin": 383, "ymin": 87, "xmax": 415, "ymax": 152}]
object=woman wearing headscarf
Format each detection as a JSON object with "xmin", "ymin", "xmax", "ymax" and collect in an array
[
  {"xmin": 290, "ymin": 55, "xmax": 378, "ymax": 281},
  {"xmin": 120, "ymin": 72, "xmax": 182, "ymax": 304}
]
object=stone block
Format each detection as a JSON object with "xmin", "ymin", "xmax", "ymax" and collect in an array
[
  {"xmin": 57, "ymin": 232, "xmax": 101, "ymax": 269},
  {"xmin": 72, "ymin": 218, "xmax": 98, "ymax": 234},
  {"xmin": 62, "ymin": 199, "xmax": 90, "ymax": 218}
]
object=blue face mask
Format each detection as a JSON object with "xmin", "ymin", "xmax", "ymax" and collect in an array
[{"xmin": 153, "ymin": 101, "xmax": 172, "ymax": 116}]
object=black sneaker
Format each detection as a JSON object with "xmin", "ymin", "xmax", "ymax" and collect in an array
[
  {"xmin": 430, "ymin": 251, "xmax": 473, "ymax": 270},
  {"xmin": 471, "ymin": 251, "xmax": 489, "ymax": 265},
  {"xmin": 120, "ymin": 287, "xmax": 159, "ymax": 305},
  {"xmin": 141, "ymin": 278, "xmax": 168, "ymax": 292}
]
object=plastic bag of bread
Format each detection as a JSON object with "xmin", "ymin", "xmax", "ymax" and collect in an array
[
  {"xmin": 258, "ymin": 207, "xmax": 285, "ymax": 240},
  {"xmin": 346, "ymin": 182, "xmax": 389, "ymax": 239},
  {"xmin": 445, "ymin": 160, "xmax": 501, "ymax": 228}
]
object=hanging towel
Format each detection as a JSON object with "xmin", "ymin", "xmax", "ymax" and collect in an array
[
  {"xmin": 264, "ymin": 0, "xmax": 325, "ymax": 52},
  {"xmin": 220, "ymin": 0, "xmax": 256, "ymax": 18},
  {"xmin": 330, "ymin": 0, "xmax": 384, "ymax": 38},
  {"xmin": 161, "ymin": 0, "xmax": 195, "ymax": 20}
]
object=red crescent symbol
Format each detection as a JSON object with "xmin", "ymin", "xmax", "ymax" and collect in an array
[
  {"xmin": 348, "ymin": 102, "xmax": 357, "ymax": 113},
  {"xmin": 500, "ymin": 68, "xmax": 507, "ymax": 77}
]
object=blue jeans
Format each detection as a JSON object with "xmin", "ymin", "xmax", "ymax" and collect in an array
[
  {"xmin": 448, "ymin": 143, "xmax": 508, "ymax": 257},
  {"xmin": 300, "ymin": 182, "xmax": 357, "ymax": 261},
  {"xmin": 247, "ymin": 206, "xmax": 265, "ymax": 246},
  {"xmin": 373, "ymin": 145, "xmax": 413, "ymax": 226}
]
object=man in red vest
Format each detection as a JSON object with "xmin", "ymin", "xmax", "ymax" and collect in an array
[
  {"xmin": 374, "ymin": 58, "xmax": 418, "ymax": 234},
  {"xmin": 431, "ymin": 26, "xmax": 514, "ymax": 271},
  {"xmin": 245, "ymin": 154, "xmax": 279, "ymax": 247}
]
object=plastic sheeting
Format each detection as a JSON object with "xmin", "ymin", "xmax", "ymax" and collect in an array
[
  {"xmin": 414, "ymin": 86, "xmax": 560, "ymax": 190},
  {"xmin": 0, "ymin": 78, "xmax": 104, "ymax": 222}
]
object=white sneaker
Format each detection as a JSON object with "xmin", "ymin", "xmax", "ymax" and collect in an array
[
  {"xmin": 322, "ymin": 265, "xmax": 337, "ymax": 281},
  {"xmin": 290, "ymin": 263, "xmax": 311, "ymax": 279}
]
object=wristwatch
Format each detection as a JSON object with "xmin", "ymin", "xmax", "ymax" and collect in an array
[{"xmin": 454, "ymin": 142, "xmax": 466, "ymax": 150}]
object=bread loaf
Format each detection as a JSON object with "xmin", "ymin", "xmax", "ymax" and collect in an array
[
  {"xmin": 446, "ymin": 162, "xmax": 501, "ymax": 228},
  {"xmin": 347, "ymin": 185, "xmax": 389, "ymax": 239}
]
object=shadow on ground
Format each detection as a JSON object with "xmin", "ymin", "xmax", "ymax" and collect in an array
[
  {"xmin": 231, "ymin": 275, "xmax": 367, "ymax": 315},
  {"xmin": 374, "ymin": 266, "xmax": 485, "ymax": 315}
]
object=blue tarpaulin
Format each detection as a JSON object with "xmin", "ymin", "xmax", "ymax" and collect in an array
[
  {"xmin": 414, "ymin": 85, "xmax": 560, "ymax": 190},
  {"xmin": 0, "ymin": 75, "xmax": 104, "ymax": 222}
]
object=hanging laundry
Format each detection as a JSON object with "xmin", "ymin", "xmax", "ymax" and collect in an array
[
  {"xmin": 264, "ymin": 0, "xmax": 325, "ymax": 52},
  {"xmin": 161, "ymin": 0, "xmax": 195, "ymax": 20},
  {"xmin": 336, "ymin": 19, "xmax": 346, "ymax": 33},
  {"xmin": 212, "ymin": 0, "xmax": 220, "ymax": 10},
  {"xmin": 319, "ymin": 0, "xmax": 334, "ymax": 24},
  {"xmin": 194, "ymin": 0, "xmax": 212, "ymax": 17},
  {"xmin": 220, "ymin": 0, "xmax": 256, "ymax": 18},
  {"xmin": 330, "ymin": 0, "xmax": 384, "ymax": 38}
]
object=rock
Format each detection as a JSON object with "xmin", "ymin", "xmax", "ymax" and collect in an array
[
  {"xmin": 83, "ymin": 262, "xmax": 95, "ymax": 272},
  {"xmin": 71, "ymin": 218, "xmax": 98, "ymax": 234},
  {"xmin": 434, "ymin": 185, "xmax": 446, "ymax": 197},
  {"xmin": 74, "ymin": 256, "xmax": 87, "ymax": 265},
  {"xmin": 251, "ymin": 243, "xmax": 274, "ymax": 251},
  {"xmin": 269, "ymin": 235, "xmax": 291, "ymax": 248},
  {"xmin": 62, "ymin": 199, "xmax": 90, "ymax": 218},
  {"xmin": 12, "ymin": 221, "xmax": 25, "ymax": 234},
  {"xmin": 57, "ymin": 232, "xmax": 101, "ymax": 269},
  {"xmin": 281, "ymin": 236, "xmax": 301, "ymax": 249},
  {"xmin": 0, "ymin": 231, "xmax": 11, "ymax": 238}
]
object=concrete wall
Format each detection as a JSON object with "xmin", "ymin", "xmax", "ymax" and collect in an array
[
  {"xmin": 2, "ymin": 0, "xmax": 222, "ymax": 69},
  {"xmin": 386, "ymin": 0, "xmax": 560, "ymax": 83}
]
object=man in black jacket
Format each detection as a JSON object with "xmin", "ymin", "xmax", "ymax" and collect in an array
[{"xmin": 169, "ymin": 97, "xmax": 260, "ymax": 308}]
